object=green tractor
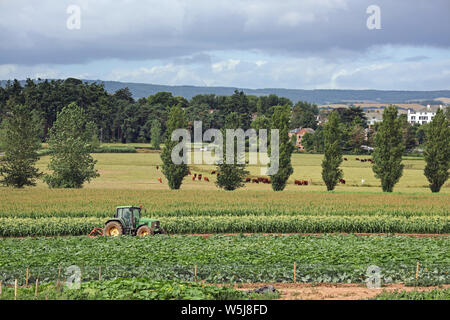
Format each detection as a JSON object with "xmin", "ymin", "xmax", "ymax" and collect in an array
[{"xmin": 97, "ymin": 206, "xmax": 166, "ymax": 237}]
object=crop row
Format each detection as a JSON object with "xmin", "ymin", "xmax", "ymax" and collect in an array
[
  {"xmin": 1, "ymin": 235, "xmax": 448, "ymax": 285},
  {"xmin": 0, "ymin": 279, "xmax": 253, "ymax": 300},
  {"xmin": 1, "ymin": 207, "xmax": 448, "ymax": 219},
  {"xmin": 0, "ymin": 215, "xmax": 448, "ymax": 237}
]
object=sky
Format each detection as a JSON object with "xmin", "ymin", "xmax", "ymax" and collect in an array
[{"xmin": 0, "ymin": 0, "xmax": 449, "ymax": 90}]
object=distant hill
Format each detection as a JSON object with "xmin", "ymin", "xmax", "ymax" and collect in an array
[{"xmin": 1, "ymin": 79, "xmax": 450, "ymax": 105}]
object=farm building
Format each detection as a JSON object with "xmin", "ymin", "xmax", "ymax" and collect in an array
[{"xmin": 289, "ymin": 128, "xmax": 315, "ymax": 150}]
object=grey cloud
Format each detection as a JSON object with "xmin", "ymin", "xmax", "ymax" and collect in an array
[{"xmin": 0, "ymin": 0, "xmax": 449, "ymax": 65}]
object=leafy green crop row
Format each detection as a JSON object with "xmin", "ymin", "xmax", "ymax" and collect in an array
[
  {"xmin": 0, "ymin": 278, "xmax": 258, "ymax": 300},
  {"xmin": 1, "ymin": 235, "xmax": 448, "ymax": 285},
  {"xmin": 371, "ymin": 288, "xmax": 450, "ymax": 300},
  {"xmin": 0, "ymin": 215, "xmax": 448, "ymax": 237}
]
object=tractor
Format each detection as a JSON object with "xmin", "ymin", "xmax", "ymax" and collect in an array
[{"xmin": 90, "ymin": 206, "xmax": 166, "ymax": 237}]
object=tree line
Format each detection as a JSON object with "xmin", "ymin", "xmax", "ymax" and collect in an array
[{"xmin": 0, "ymin": 78, "xmax": 448, "ymax": 192}]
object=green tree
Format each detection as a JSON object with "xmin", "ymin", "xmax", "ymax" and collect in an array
[
  {"xmin": 269, "ymin": 106, "xmax": 294, "ymax": 191},
  {"xmin": 161, "ymin": 106, "xmax": 189, "ymax": 189},
  {"xmin": 216, "ymin": 112, "xmax": 249, "ymax": 191},
  {"xmin": 321, "ymin": 111, "xmax": 343, "ymax": 191},
  {"xmin": 0, "ymin": 104, "xmax": 42, "ymax": 188},
  {"xmin": 44, "ymin": 103, "xmax": 100, "ymax": 188},
  {"xmin": 150, "ymin": 119, "xmax": 162, "ymax": 150},
  {"xmin": 423, "ymin": 108, "xmax": 450, "ymax": 193},
  {"xmin": 372, "ymin": 105, "xmax": 404, "ymax": 192}
]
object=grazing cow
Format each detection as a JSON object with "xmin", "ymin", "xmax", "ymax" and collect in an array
[
  {"xmin": 156, "ymin": 165, "xmax": 159, "ymax": 170},
  {"xmin": 355, "ymin": 158, "xmax": 360, "ymax": 161},
  {"xmin": 252, "ymin": 178, "xmax": 259, "ymax": 183},
  {"xmin": 211, "ymin": 171, "xmax": 216, "ymax": 175},
  {"xmin": 302, "ymin": 180, "xmax": 308, "ymax": 186},
  {"xmin": 217, "ymin": 173, "xmax": 220, "ymax": 177},
  {"xmin": 198, "ymin": 174, "xmax": 203, "ymax": 181},
  {"xmin": 204, "ymin": 177, "xmax": 209, "ymax": 182},
  {"xmin": 295, "ymin": 180, "xmax": 301, "ymax": 185},
  {"xmin": 339, "ymin": 178, "xmax": 346, "ymax": 184},
  {"xmin": 157, "ymin": 177, "xmax": 162, "ymax": 183},
  {"xmin": 344, "ymin": 158, "xmax": 348, "ymax": 161},
  {"xmin": 192, "ymin": 176, "xmax": 196, "ymax": 181},
  {"xmin": 245, "ymin": 177, "xmax": 251, "ymax": 183}
]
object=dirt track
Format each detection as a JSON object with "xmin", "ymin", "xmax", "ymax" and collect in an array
[{"xmin": 230, "ymin": 283, "xmax": 450, "ymax": 300}]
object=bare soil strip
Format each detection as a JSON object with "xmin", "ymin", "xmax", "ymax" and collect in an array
[{"xmin": 228, "ymin": 283, "xmax": 450, "ymax": 300}]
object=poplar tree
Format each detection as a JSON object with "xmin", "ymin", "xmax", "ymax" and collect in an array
[
  {"xmin": 0, "ymin": 104, "xmax": 42, "ymax": 188},
  {"xmin": 44, "ymin": 103, "xmax": 99, "ymax": 188},
  {"xmin": 270, "ymin": 105, "xmax": 294, "ymax": 191},
  {"xmin": 372, "ymin": 105, "xmax": 404, "ymax": 192},
  {"xmin": 161, "ymin": 106, "xmax": 189, "ymax": 189},
  {"xmin": 321, "ymin": 111, "xmax": 343, "ymax": 191},
  {"xmin": 216, "ymin": 112, "xmax": 249, "ymax": 191},
  {"xmin": 423, "ymin": 108, "xmax": 449, "ymax": 193}
]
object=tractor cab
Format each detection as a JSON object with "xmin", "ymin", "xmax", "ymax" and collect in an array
[{"xmin": 103, "ymin": 205, "xmax": 165, "ymax": 237}]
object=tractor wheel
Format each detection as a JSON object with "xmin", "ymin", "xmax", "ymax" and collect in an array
[
  {"xmin": 136, "ymin": 225, "xmax": 153, "ymax": 237},
  {"xmin": 104, "ymin": 221, "xmax": 123, "ymax": 237}
]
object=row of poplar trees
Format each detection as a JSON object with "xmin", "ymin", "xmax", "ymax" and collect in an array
[
  {"xmin": 161, "ymin": 105, "xmax": 293, "ymax": 191},
  {"xmin": 321, "ymin": 105, "xmax": 449, "ymax": 193},
  {"xmin": 0, "ymin": 103, "xmax": 99, "ymax": 188}
]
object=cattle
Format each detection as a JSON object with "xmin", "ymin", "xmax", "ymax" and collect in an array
[
  {"xmin": 355, "ymin": 158, "xmax": 360, "ymax": 161},
  {"xmin": 192, "ymin": 176, "xmax": 196, "ymax": 181},
  {"xmin": 252, "ymin": 178, "xmax": 259, "ymax": 183},
  {"xmin": 156, "ymin": 165, "xmax": 159, "ymax": 170},
  {"xmin": 302, "ymin": 180, "xmax": 308, "ymax": 186},
  {"xmin": 344, "ymin": 158, "xmax": 348, "ymax": 161},
  {"xmin": 245, "ymin": 177, "xmax": 251, "ymax": 183},
  {"xmin": 157, "ymin": 177, "xmax": 162, "ymax": 183},
  {"xmin": 295, "ymin": 180, "xmax": 301, "ymax": 185},
  {"xmin": 339, "ymin": 178, "xmax": 346, "ymax": 184},
  {"xmin": 198, "ymin": 174, "xmax": 203, "ymax": 181},
  {"xmin": 211, "ymin": 171, "xmax": 216, "ymax": 175},
  {"xmin": 204, "ymin": 177, "xmax": 210, "ymax": 182}
]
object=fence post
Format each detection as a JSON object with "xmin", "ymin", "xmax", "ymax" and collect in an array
[
  {"xmin": 26, "ymin": 268, "xmax": 29, "ymax": 287},
  {"xmin": 35, "ymin": 278, "xmax": 39, "ymax": 300},
  {"xmin": 416, "ymin": 261, "xmax": 420, "ymax": 282},
  {"xmin": 294, "ymin": 262, "xmax": 296, "ymax": 283},
  {"xmin": 99, "ymin": 266, "xmax": 102, "ymax": 281},
  {"xmin": 14, "ymin": 279, "xmax": 18, "ymax": 300},
  {"xmin": 194, "ymin": 265, "xmax": 197, "ymax": 282},
  {"xmin": 0, "ymin": 280, "xmax": 2, "ymax": 297},
  {"xmin": 56, "ymin": 265, "xmax": 61, "ymax": 292}
]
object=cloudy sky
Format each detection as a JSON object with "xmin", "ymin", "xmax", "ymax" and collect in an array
[{"xmin": 1, "ymin": 0, "xmax": 449, "ymax": 90}]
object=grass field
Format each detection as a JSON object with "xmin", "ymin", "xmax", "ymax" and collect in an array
[
  {"xmin": 24, "ymin": 151, "xmax": 449, "ymax": 192},
  {"xmin": 0, "ymin": 151, "xmax": 448, "ymax": 235}
]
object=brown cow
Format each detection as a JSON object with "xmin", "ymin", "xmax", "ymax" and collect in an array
[
  {"xmin": 157, "ymin": 177, "xmax": 162, "ymax": 183},
  {"xmin": 198, "ymin": 174, "xmax": 203, "ymax": 181},
  {"xmin": 204, "ymin": 177, "xmax": 209, "ymax": 182},
  {"xmin": 245, "ymin": 177, "xmax": 251, "ymax": 183}
]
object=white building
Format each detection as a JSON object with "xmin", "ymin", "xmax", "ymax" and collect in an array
[{"xmin": 407, "ymin": 105, "xmax": 444, "ymax": 125}]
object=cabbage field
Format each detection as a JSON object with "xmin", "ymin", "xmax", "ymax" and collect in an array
[{"xmin": 1, "ymin": 234, "xmax": 448, "ymax": 286}]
